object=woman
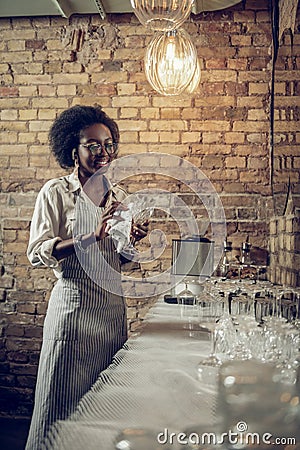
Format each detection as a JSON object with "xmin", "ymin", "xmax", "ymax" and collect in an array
[{"xmin": 26, "ymin": 105, "xmax": 148, "ymax": 449}]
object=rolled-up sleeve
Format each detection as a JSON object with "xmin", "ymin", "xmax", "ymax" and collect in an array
[{"xmin": 27, "ymin": 182, "xmax": 63, "ymax": 268}]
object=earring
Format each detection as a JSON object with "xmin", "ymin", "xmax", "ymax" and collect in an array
[{"xmin": 72, "ymin": 148, "xmax": 77, "ymax": 161}]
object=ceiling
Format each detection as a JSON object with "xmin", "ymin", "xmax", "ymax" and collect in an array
[{"xmin": 0, "ymin": 0, "xmax": 242, "ymax": 19}]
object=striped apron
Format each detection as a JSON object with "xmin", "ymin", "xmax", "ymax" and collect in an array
[{"xmin": 25, "ymin": 193, "xmax": 127, "ymax": 450}]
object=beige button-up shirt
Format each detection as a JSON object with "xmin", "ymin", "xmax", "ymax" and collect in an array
[{"xmin": 27, "ymin": 168, "xmax": 127, "ymax": 278}]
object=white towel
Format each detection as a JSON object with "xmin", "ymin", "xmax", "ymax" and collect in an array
[{"xmin": 106, "ymin": 207, "xmax": 133, "ymax": 253}]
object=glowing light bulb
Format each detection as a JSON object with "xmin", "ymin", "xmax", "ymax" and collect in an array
[{"xmin": 145, "ymin": 28, "xmax": 198, "ymax": 96}]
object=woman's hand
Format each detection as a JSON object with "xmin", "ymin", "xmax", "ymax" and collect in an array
[
  {"xmin": 94, "ymin": 202, "xmax": 127, "ymax": 241},
  {"xmin": 130, "ymin": 220, "xmax": 149, "ymax": 244}
]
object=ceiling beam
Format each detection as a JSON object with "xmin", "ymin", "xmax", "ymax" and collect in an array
[
  {"xmin": 192, "ymin": 0, "xmax": 242, "ymax": 14},
  {"xmin": 50, "ymin": 0, "xmax": 73, "ymax": 18}
]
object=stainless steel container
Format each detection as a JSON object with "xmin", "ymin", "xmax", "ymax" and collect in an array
[{"xmin": 171, "ymin": 237, "xmax": 214, "ymax": 278}]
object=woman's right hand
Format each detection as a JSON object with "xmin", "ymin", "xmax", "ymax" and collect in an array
[{"xmin": 94, "ymin": 202, "xmax": 127, "ymax": 241}]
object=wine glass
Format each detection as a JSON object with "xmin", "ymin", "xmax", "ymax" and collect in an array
[
  {"xmin": 291, "ymin": 287, "xmax": 300, "ymax": 329},
  {"xmin": 177, "ymin": 277, "xmax": 197, "ymax": 330},
  {"xmin": 122, "ymin": 200, "xmax": 154, "ymax": 259},
  {"xmin": 262, "ymin": 286, "xmax": 292, "ymax": 328},
  {"xmin": 131, "ymin": 205, "xmax": 154, "ymax": 245},
  {"xmin": 255, "ymin": 264, "xmax": 267, "ymax": 282},
  {"xmin": 197, "ymin": 292, "xmax": 223, "ymax": 383}
]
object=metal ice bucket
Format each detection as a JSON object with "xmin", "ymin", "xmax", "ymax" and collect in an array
[
  {"xmin": 170, "ymin": 237, "xmax": 214, "ymax": 296},
  {"xmin": 172, "ymin": 236, "xmax": 214, "ymax": 278}
]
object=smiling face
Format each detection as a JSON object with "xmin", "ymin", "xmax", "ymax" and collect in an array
[{"xmin": 77, "ymin": 123, "xmax": 117, "ymax": 181}]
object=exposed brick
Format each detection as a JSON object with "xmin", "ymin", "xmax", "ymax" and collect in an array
[
  {"xmin": 0, "ymin": 1, "xmax": 299, "ymax": 421},
  {"xmin": 249, "ymin": 82, "xmax": 269, "ymax": 95},
  {"xmin": 140, "ymin": 108, "xmax": 160, "ymax": 119},
  {"xmin": 247, "ymin": 109, "xmax": 268, "ymax": 121},
  {"xmin": 14, "ymin": 74, "xmax": 52, "ymax": 85},
  {"xmin": 205, "ymin": 58, "xmax": 227, "ymax": 69},
  {"xmin": 0, "ymin": 277, "xmax": 14, "ymax": 289},
  {"xmin": 160, "ymin": 132, "xmax": 180, "ymax": 143},
  {"xmin": 8, "ymin": 41, "xmax": 26, "ymax": 52},
  {"xmin": 247, "ymin": 157, "xmax": 268, "ymax": 170},
  {"xmin": 249, "ymin": 57, "xmax": 271, "ymax": 70},
  {"xmin": 160, "ymin": 108, "xmax": 181, "ymax": 119},
  {"xmin": 238, "ymin": 47, "xmax": 268, "ymax": 57},
  {"xmin": 190, "ymin": 120, "xmax": 230, "ymax": 132},
  {"xmin": 225, "ymin": 156, "xmax": 247, "ymax": 168},
  {"xmin": 150, "ymin": 120, "xmax": 188, "ymax": 132},
  {"xmin": 202, "ymin": 132, "xmax": 222, "ymax": 144},
  {"xmin": 201, "ymin": 69, "xmax": 237, "ymax": 83},
  {"xmin": 224, "ymin": 132, "xmax": 245, "ymax": 144},
  {"xmin": 112, "ymin": 96, "xmax": 150, "ymax": 108},
  {"xmin": 233, "ymin": 11, "xmax": 255, "ymax": 22},
  {"xmin": 18, "ymin": 86, "xmax": 38, "ymax": 98},
  {"xmin": 120, "ymin": 108, "xmax": 138, "ymax": 119},
  {"xmin": 0, "ymin": 87, "xmax": 19, "ymax": 97},
  {"xmin": 117, "ymin": 83, "xmax": 136, "ymax": 95},
  {"xmin": 231, "ymin": 35, "xmax": 252, "ymax": 46},
  {"xmin": 57, "ymin": 84, "xmax": 76, "ymax": 96},
  {"xmin": 139, "ymin": 132, "xmax": 159, "ymax": 143},
  {"xmin": 227, "ymin": 58, "xmax": 248, "ymax": 70},
  {"xmin": 233, "ymin": 121, "xmax": 269, "ymax": 132},
  {"xmin": 6, "ymin": 325, "xmax": 24, "ymax": 337},
  {"xmin": 25, "ymin": 40, "xmax": 45, "ymax": 50}
]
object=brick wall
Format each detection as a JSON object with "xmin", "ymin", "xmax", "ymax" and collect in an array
[
  {"xmin": 0, "ymin": 0, "xmax": 299, "ymax": 419},
  {"xmin": 269, "ymin": 196, "xmax": 300, "ymax": 287}
]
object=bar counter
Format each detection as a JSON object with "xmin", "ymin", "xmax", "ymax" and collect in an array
[
  {"xmin": 44, "ymin": 299, "xmax": 217, "ymax": 450},
  {"xmin": 44, "ymin": 294, "xmax": 300, "ymax": 450}
]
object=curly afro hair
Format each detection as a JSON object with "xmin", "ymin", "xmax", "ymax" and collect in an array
[{"xmin": 49, "ymin": 105, "xmax": 120, "ymax": 169}]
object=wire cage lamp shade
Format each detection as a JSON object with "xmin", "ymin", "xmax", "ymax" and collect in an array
[
  {"xmin": 144, "ymin": 28, "xmax": 199, "ymax": 96},
  {"xmin": 130, "ymin": 0, "xmax": 194, "ymax": 31},
  {"xmin": 183, "ymin": 57, "xmax": 201, "ymax": 94}
]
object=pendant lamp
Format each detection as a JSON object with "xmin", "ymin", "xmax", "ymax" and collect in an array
[
  {"xmin": 130, "ymin": 0, "xmax": 194, "ymax": 31},
  {"xmin": 144, "ymin": 28, "xmax": 198, "ymax": 96},
  {"xmin": 183, "ymin": 57, "xmax": 201, "ymax": 94}
]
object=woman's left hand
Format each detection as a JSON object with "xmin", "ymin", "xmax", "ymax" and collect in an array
[{"xmin": 131, "ymin": 220, "xmax": 149, "ymax": 243}]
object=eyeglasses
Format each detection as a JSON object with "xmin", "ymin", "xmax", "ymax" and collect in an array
[{"xmin": 80, "ymin": 142, "xmax": 118, "ymax": 156}]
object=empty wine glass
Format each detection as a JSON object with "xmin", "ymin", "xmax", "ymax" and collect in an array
[
  {"xmin": 197, "ymin": 294, "xmax": 223, "ymax": 383},
  {"xmin": 197, "ymin": 333, "xmax": 222, "ymax": 386},
  {"xmin": 122, "ymin": 198, "xmax": 155, "ymax": 259},
  {"xmin": 178, "ymin": 277, "xmax": 197, "ymax": 330},
  {"xmin": 213, "ymin": 284, "xmax": 239, "ymax": 361},
  {"xmin": 255, "ymin": 264, "xmax": 267, "ymax": 282},
  {"xmin": 262, "ymin": 286, "xmax": 292, "ymax": 328},
  {"xmin": 131, "ymin": 205, "xmax": 154, "ymax": 245},
  {"xmin": 274, "ymin": 327, "xmax": 300, "ymax": 384}
]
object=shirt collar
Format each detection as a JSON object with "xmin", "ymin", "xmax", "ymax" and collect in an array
[
  {"xmin": 67, "ymin": 167, "xmax": 81, "ymax": 193},
  {"xmin": 67, "ymin": 167, "xmax": 115, "ymax": 195}
]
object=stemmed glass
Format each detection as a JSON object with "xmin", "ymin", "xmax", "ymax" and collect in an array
[
  {"xmin": 275, "ymin": 327, "xmax": 300, "ymax": 384},
  {"xmin": 255, "ymin": 264, "xmax": 267, "ymax": 282},
  {"xmin": 197, "ymin": 289, "xmax": 223, "ymax": 381},
  {"xmin": 178, "ymin": 278, "xmax": 195, "ymax": 299},
  {"xmin": 197, "ymin": 327, "xmax": 222, "ymax": 382},
  {"xmin": 178, "ymin": 277, "xmax": 198, "ymax": 330},
  {"xmin": 213, "ymin": 283, "xmax": 240, "ymax": 360},
  {"xmin": 262, "ymin": 286, "xmax": 292, "ymax": 327},
  {"xmin": 131, "ymin": 206, "xmax": 154, "ymax": 245},
  {"xmin": 122, "ymin": 201, "xmax": 154, "ymax": 259},
  {"xmin": 291, "ymin": 288, "xmax": 300, "ymax": 329}
]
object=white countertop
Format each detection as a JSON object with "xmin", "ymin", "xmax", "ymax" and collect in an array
[{"xmin": 45, "ymin": 299, "xmax": 217, "ymax": 450}]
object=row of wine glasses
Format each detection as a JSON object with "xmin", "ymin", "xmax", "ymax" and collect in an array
[{"xmin": 177, "ymin": 277, "xmax": 300, "ymax": 385}]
